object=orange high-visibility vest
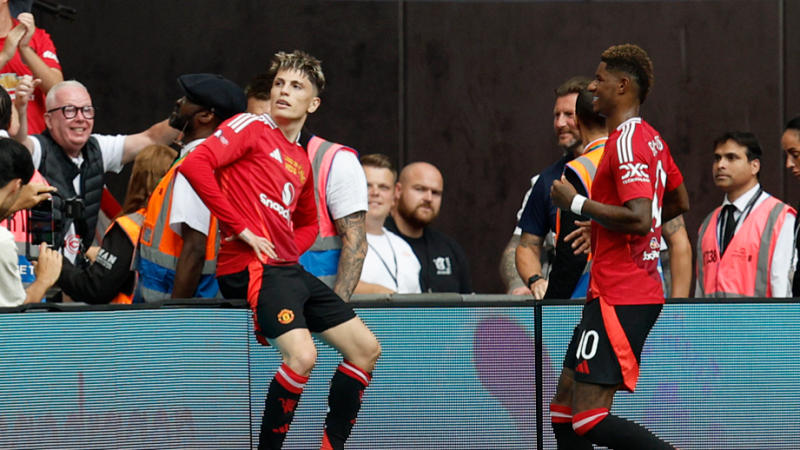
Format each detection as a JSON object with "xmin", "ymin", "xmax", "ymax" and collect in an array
[
  {"xmin": 107, "ymin": 209, "xmax": 145, "ymax": 304},
  {"xmin": 137, "ymin": 158, "xmax": 219, "ymax": 301},
  {"xmin": 697, "ymin": 195, "xmax": 795, "ymax": 297},
  {"xmin": 556, "ymin": 138, "xmax": 606, "ymax": 298}
]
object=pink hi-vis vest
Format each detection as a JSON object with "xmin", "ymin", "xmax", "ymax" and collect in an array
[
  {"xmin": 298, "ymin": 136, "xmax": 358, "ymax": 287},
  {"xmin": 696, "ymin": 195, "xmax": 795, "ymax": 297}
]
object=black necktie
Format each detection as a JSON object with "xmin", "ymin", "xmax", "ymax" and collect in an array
[{"xmin": 720, "ymin": 204, "xmax": 737, "ymax": 255}]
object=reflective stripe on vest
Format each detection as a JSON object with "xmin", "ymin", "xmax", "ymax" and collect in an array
[
  {"xmin": 108, "ymin": 210, "xmax": 144, "ymax": 304},
  {"xmin": 556, "ymin": 141, "xmax": 605, "ymax": 299},
  {"xmin": 137, "ymin": 159, "xmax": 219, "ymax": 300},
  {"xmin": 298, "ymin": 136, "xmax": 357, "ymax": 286},
  {"xmin": 696, "ymin": 195, "xmax": 793, "ymax": 297}
]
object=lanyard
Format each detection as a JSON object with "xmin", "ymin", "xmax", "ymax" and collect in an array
[
  {"xmin": 719, "ymin": 187, "xmax": 763, "ymax": 243},
  {"xmin": 368, "ymin": 233, "xmax": 398, "ymax": 290}
]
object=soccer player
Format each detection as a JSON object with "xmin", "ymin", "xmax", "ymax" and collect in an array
[
  {"xmin": 549, "ymin": 44, "xmax": 688, "ymax": 449},
  {"xmin": 179, "ymin": 51, "xmax": 381, "ymax": 450}
]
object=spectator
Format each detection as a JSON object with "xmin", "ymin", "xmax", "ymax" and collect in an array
[
  {"xmin": 18, "ymin": 80, "xmax": 177, "ymax": 264},
  {"xmin": 0, "ymin": 7, "xmax": 62, "ymax": 134},
  {"xmin": 0, "ymin": 78, "xmax": 53, "ymax": 290},
  {"xmin": 245, "ymin": 71, "xmax": 271, "ymax": 115},
  {"xmin": 385, "ymin": 161, "xmax": 471, "ymax": 293},
  {"xmin": 544, "ymin": 86, "xmax": 607, "ymax": 299},
  {"xmin": 354, "ymin": 153, "xmax": 421, "ymax": 294},
  {"xmin": 696, "ymin": 131, "xmax": 796, "ymax": 297},
  {"xmin": 136, "ymin": 73, "xmax": 246, "ymax": 301},
  {"xmin": 782, "ymin": 116, "xmax": 800, "ymax": 296},
  {"xmin": 0, "ymin": 137, "xmax": 60, "ymax": 305},
  {"xmin": 514, "ymin": 76, "xmax": 590, "ymax": 299},
  {"xmin": 57, "ymin": 144, "xmax": 176, "ymax": 304}
]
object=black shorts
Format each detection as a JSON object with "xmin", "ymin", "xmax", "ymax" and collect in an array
[
  {"xmin": 563, "ymin": 297, "xmax": 662, "ymax": 391},
  {"xmin": 218, "ymin": 264, "xmax": 356, "ymax": 340}
]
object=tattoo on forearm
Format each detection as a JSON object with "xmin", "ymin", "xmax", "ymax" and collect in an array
[
  {"xmin": 333, "ymin": 211, "xmax": 367, "ymax": 301},
  {"xmin": 662, "ymin": 215, "xmax": 685, "ymax": 236},
  {"xmin": 501, "ymin": 236, "xmax": 525, "ymax": 288}
]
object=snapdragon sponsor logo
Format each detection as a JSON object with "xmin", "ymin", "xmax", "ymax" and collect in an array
[{"xmin": 259, "ymin": 193, "xmax": 290, "ymax": 221}]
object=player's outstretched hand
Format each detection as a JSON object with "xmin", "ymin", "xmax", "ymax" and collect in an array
[
  {"xmin": 237, "ymin": 228, "xmax": 277, "ymax": 263},
  {"xmin": 565, "ymin": 219, "xmax": 591, "ymax": 255},
  {"xmin": 550, "ymin": 175, "xmax": 577, "ymax": 211}
]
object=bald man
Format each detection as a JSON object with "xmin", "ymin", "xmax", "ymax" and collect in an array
[{"xmin": 384, "ymin": 162, "xmax": 472, "ymax": 293}]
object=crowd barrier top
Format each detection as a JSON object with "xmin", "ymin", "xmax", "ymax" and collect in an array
[{"xmin": 3, "ymin": 294, "xmax": 800, "ymax": 313}]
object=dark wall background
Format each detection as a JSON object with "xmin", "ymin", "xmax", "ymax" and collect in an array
[{"xmin": 35, "ymin": 1, "xmax": 800, "ymax": 293}]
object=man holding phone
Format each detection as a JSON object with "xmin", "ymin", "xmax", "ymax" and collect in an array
[{"xmin": 0, "ymin": 137, "xmax": 61, "ymax": 306}]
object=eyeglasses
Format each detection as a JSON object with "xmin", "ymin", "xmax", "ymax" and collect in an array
[{"xmin": 46, "ymin": 105, "xmax": 97, "ymax": 119}]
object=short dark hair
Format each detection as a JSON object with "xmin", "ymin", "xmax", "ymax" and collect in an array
[
  {"xmin": 267, "ymin": 50, "xmax": 326, "ymax": 95},
  {"xmin": 244, "ymin": 71, "xmax": 272, "ymax": 101},
  {"xmin": 0, "ymin": 87, "xmax": 11, "ymax": 131},
  {"xmin": 713, "ymin": 131, "xmax": 762, "ymax": 162},
  {"xmin": 360, "ymin": 153, "xmax": 396, "ymax": 179},
  {"xmin": 785, "ymin": 115, "xmax": 800, "ymax": 133},
  {"xmin": 555, "ymin": 76, "xmax": 591, "ymax": 98},
  {"xmin": 0, "ymin": 138, "xmax": 34, "ymax": 187},
  {"xmin": 575, "ymin": 88, "xmax": 605, "ymax": 130},
  {"xmin": 600, "ymin": 44, "xmax": 654, "ymax": 104}
]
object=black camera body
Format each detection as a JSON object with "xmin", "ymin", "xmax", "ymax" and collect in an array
[{"xmin": 25, "ymin": 195, "xmax": 86, "ymax": 260}]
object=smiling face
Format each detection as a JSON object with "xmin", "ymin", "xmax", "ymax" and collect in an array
[
  {"xmin": 588, "ymin": 61, "xmax": 621, "ymax": 117},
  {"xmin": 269, "ymin": 69, "xmax": 320, "ymax": 124},
  {"xmin": 782, "ymin": 129, "xmax": 800, "ymax": 180},
  {"xmin": 364, "ymin": 166, "xmax": 396, "ymax": 224},
  {"xmin": 553, "ymin": 93, "xmax": 579, "ymax": 149},
  {"xmin": 44, "ymin": 85, "xmax": 94, "ymax": 156}
]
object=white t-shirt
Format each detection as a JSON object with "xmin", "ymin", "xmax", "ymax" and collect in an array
[
  {"xmin": 170, "ymin": 139, "xmax": 211, "ymax": 236},
  {"xmin": 31, "ymin": 133, "xmax": 127, "ymax": 263},
  {"xmin": 0, "ymin": 226, "xmax": 25, "ymax": 306},
  {"xmin": 326, "ymin": 151, "xmax": 367, "ymax": 220},
  {"xmin": 361, "ymin": 228, "xmax": 421, "ymax": 293}
]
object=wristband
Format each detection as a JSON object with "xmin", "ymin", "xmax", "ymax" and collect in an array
[
  {"xmin": 527, "ymin": 274, "xmax": 544, "ymax": 288},
  {"xmin": 570, "ymin": 194, "xmax": 588, "ymax": 215}
]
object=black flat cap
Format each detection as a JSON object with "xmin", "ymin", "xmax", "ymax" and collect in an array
[{"xmin": 177, "ymin": 73, "xmax": 247, "ymax": 120}]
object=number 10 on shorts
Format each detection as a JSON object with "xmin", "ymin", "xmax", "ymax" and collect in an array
[{"xmin": 576, "ymin": 330, "xmax": 599, "ymax": 360}]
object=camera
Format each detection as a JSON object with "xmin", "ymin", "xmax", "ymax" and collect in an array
[{"xmin": 26, "ymin": 198, "xmax": 54, "ymax": 261}]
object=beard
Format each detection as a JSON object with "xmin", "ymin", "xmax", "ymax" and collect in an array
[
  {"xmin": 168, "ymin": 111, "xmax": 189, "ymax": 131},
  {"xmin": 397, "ymin": 199, "xmax": 438, "ymax": 228}
]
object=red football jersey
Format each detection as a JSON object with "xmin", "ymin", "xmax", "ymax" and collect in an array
[
  {"xmin": 179, "ymin": 113, "xmax": 319, "ymax": 276},
  {"xmin": 0, "ymin": 19, "xmax": 61, "ymax": 134},
  {"xmin": 588, "ymin": 118, "xmax": 683, "ymax": 305}
]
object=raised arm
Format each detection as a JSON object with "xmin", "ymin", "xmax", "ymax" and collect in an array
[
  {"xmin": 16, "ymin": 13, "xmax": 63, "ymax": 94},
  {"xmin": 121, "ymin": 119, "xmax": 179, "ymax": 165}
]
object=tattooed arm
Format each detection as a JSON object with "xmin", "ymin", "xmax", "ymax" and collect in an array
[
  {"xmin": 663, "ymin": 214, "xmax": 692, "ymax": 297},
  {"xmin": 500, "ymin": 234, "xmax": 530, "ymax": 294},
  {"xmin": 516, "ymin": 232, "xmax": 547, "ymax": 299},
  {"xmin": 333, "ymin": 211, "xmax": 367, "ymax": 301}
]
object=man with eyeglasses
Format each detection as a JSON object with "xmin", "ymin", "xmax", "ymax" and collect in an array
[{"xmin": 18, "ymin": 79, "xmax": 177, "ymax": 264}]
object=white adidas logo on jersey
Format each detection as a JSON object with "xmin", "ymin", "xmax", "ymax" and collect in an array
[{"xmin": 270, "ymin": 148, "xmax": 282, "ymax": 163}]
